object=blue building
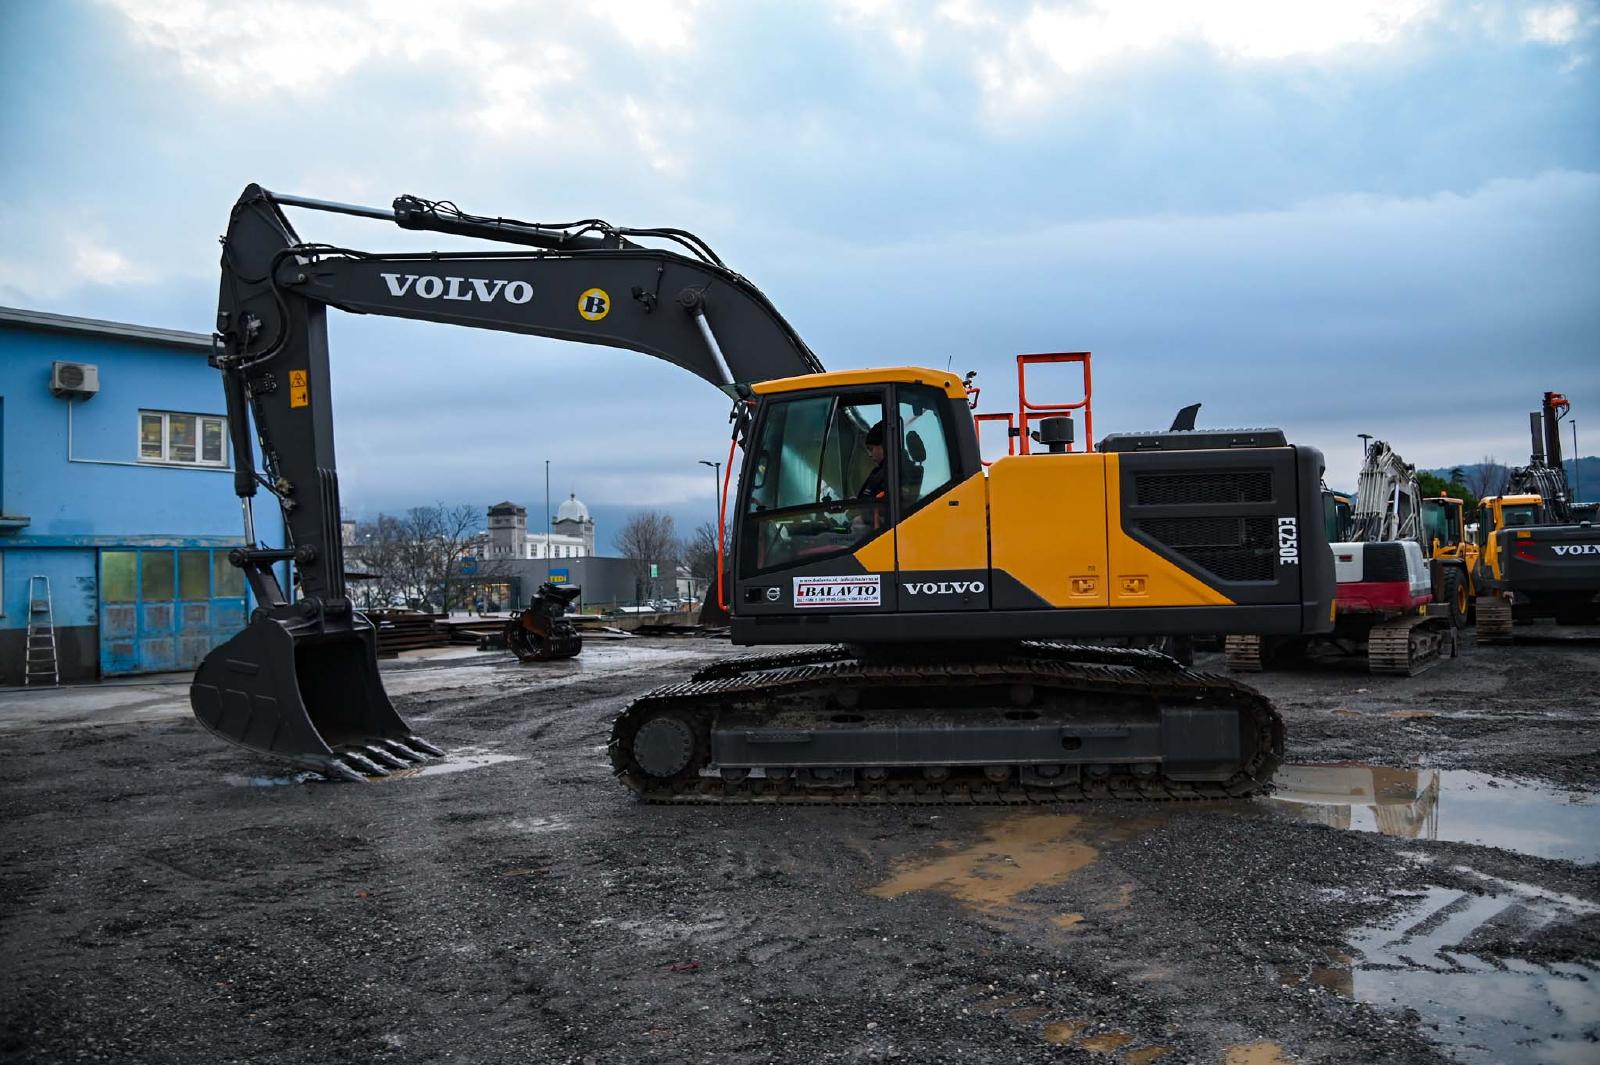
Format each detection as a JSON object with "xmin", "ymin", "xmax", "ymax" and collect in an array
[{"xmin": 1, "ymin": 306, "xmax": 285, "ymax": 684}]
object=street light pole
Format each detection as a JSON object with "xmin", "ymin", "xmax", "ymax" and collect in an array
[
  {"xmin": 1572, "ymin": 420, "xmax": 1581, "ymax": 499},
  {"xmin": 544, "ymin": 459, "xmax": 551, "ymax": 585},
  {"xmin": 698, "ymin": 459, "xmax": 722, "ymax": 601}
]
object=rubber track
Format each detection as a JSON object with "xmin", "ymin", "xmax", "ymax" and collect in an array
[
  {"xmin": 1476, "ymin": 596, "xmax": 1514, "ymax": 642},
  {"xmin": 609, "ymin": 650, "xmax": 1281, "ymax": 805},
  {"xmin": 1367, "ymin": 616, "xmax": 1448, "ymax": 676},
  {"xmin": 1223, "ymin": 635, "xmax": 1265, "ymax": 673}
]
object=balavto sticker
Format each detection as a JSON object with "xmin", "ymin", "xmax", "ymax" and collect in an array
[{"xmin": 794, "ymin": 575, "xmax": 881, "ymax": 608}]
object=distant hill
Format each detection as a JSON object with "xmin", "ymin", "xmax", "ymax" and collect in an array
[{"xmin": 1423, "ymin": 457, "xmax": 1600, "ymax": 501}]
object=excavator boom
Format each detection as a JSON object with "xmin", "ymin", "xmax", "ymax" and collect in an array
[{"xmin": 194, "ymin": 185, "xmax": 822, "ymax": 781}]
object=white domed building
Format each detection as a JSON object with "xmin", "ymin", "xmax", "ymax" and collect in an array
[
  {"xmin": 549, "ymin": 493, "xmax": 597, "ymax": 558},
  {"xmin": 487, "ymin": 494, "xmax": 595, "ymax": 561}
]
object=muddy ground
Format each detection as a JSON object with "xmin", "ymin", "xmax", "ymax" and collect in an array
[{"xmin": 1, "ymin": 629, "xmax": 1596, "ymax": 1065}]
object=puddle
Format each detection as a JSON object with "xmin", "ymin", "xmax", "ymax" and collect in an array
[
  {"xmin": 1264, "ymin": 763, "xmax": 1599, "ymax": 863},
  {"xmin": 1079, "ymin": 1030, "xmax": 1135, "ymax": 1053},
  {"xmin": 868, "ymin": 814, "xmax": 1106, "ymax": 911},
  {"xmin": 372, "ymin": 749, "xmax": 524, "ymax": 781},
  {"xmin": 1224, "ymin": 1044, "xmax": 1292, "ymax": 1065},
  {"xmin": 1276, "ymin": 952, "xmax": 1354, "ymax": 996},
  {"xmin": 381, "ymin": 644, "xmax": 721, "ymax": 697},
  {"xmin": 1123, "ymin": 1048, "xmax": 1172, "ymax": 1065},
  {"xmin": 508, "ymin": 814, "xmax": 571, "ymax": 834},
  {"xmin": 224, "ymin": 748, "xmax": 523, "ymax": 787},
  {"xmin": 1343, "ymin": 878, "xmax": 1600, "ymax": 1065},
  {"xmin": 1041, "ymin": 1021, "xmax": 1084, "ymax": 1044},
  {"xmin": 222, "ymin": 770, "xmax": 327, "ymax": 788}
]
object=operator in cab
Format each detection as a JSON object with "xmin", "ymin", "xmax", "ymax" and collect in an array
[{"xmin": 858, "ymin": 421, "xmax": 888, "ymax": 500}]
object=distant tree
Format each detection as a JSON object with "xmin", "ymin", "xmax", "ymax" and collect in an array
[
  {"xmin": 618, "ymin": 510, "xmax": 678, "ymax": 602},
  {"xmin": 1417, "ymin": 470, "xmax": 1478, "ymax": 511},
  {"xmin": 1464, "ymin": 456, "xmax": 1508, "ymax": 500},
  {"xmin": 349, "ymin": 513, "xmax": 407, "ymax": 609},
  {"xmin": 389, "ymin": 503, "xmax": 482, "ymax": 613},
  {"xmin": 683, "ymin": 520, "xmax": 729, "ymax": 582},
  {"xmin": 681, "ymin": 520, "xmax": 731, "ymax": 603}
]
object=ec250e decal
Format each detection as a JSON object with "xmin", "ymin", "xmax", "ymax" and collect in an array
[
  {"xmin": 1278, "ymin": 517, "xmax": 1299, "ymax": 565},
  {"xmin": 793, "ymin": 575, "xmax": 881, "ymax": 608}
]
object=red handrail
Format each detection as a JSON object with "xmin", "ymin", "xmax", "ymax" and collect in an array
[
  {"xmin": 974, "ymin": 411, "xmax": 1017, "ymax": 466},
  {"xmin": 1015, "ymin": 351, "xmax": 1092, "ymax": 453},
  {"xmin": 716, "ymin": 434, "xmax": 737, "ymax": 613}
]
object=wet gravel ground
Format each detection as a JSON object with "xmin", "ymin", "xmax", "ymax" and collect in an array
[{"xmin": 1, "ymin": 628, "xmax": 1596, "ymax": 1065}]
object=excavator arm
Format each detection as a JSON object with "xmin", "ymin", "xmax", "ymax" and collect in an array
[
  {"xmin": 1349, "ymin": 440, "xmax": 1421, "ymax": 544},
  {"xmin": 193, "ymin": 184, "xmax": 822, "ymax": 780}
]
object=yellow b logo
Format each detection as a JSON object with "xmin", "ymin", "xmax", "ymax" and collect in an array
[{"xmin": 578, "ymin": 288, "xmax": 610, "ymax": 321}]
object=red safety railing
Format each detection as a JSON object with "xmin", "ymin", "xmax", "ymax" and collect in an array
[
  {"xmin": 716, "ymin": 434, "xmax": 737, "ymax": 613},
  {"xmin": 1016, "ymin": 351, "xmax": 1092, "ymax": 454},
  {"xmin": 974, "ymin": 412, "xmax": 1017, "ymax": 466},
  {"xmin": 969, "ymin": 351, "xmax": 1094, "ymax": 462}
]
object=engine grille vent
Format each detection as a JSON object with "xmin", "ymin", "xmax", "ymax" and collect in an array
[
  {"xmin": 1133, "ymin": 470, "xmax": 1272, "ymax": 506},
  {"xmin": 1135, "ymin": 516, "xmax": 1277, "ymax": 582}
]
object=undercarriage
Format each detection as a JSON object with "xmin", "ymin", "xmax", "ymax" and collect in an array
[
  {"xmin": 1225, "ymin": 613, "xmax": 1454, "ymax": 678},
  {"xmin": 609, "ymin": 643, "xmax": 1282, "ymax": 803}
]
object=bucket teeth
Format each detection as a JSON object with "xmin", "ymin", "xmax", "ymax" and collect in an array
[
  {"xmin": 405, "ymin": 735, "xmax": 445, "ymax": 757},
  {"xmin": 384, "ymin": 740, "xmax": 427, "ymax": 762},
  {"xmin": 325, "ymin": 758, "xmax": 370, "ymax": 783},
  {"xmin": 342, "ymin": 752, "xmax": 390, "ymax": 777},
  {"xmin": 365, "ymin": 745, "xmax": 409, "ymax": 769}
]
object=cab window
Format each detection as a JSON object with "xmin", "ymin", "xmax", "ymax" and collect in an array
[
  {"xmin": 1502, "ymin": 504, "xmax": 1539, "ymax": 527},
  {"xmin": 896, "ymin": 384, "xmax": 958, "ymax": 515},
  {"xmin": 1324, "ymin": 494, "xmax": 1353, "ymax": 542},
  {"xmin": 742, "ymin": 391, "xmax": 885, "ymax": 575}
]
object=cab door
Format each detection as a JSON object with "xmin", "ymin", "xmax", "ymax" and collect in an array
[
  {"xmin": 892, "ymin": 382, "xmax": 990, "ymax": 612},
  {"xmin": 734, "ymin": 386, "xmax": 899, "ymax": 616}
]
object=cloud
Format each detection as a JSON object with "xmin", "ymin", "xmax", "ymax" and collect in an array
[
  {"xmin": 99, "ymin": 0, "xmax": 698, "ymax": 99},
  {"xmin": 0, "ymin": 203, "xmax": 157, "ymax": 302},
  {"xmin": 831, "ymin": 0, "xmax": 1443, "ymax": 116},
  {"xmin": 5, "ymin": 1, "xmax": 1594, "ymax": 522},
  {"xmin": 1522, "ymin": 3, "xmax": 1583, "ymax": 44}
]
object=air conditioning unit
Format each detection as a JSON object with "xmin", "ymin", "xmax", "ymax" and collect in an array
[{"xmin": 50, "ymin": 361, "xmax": 100, "ymax": 399}]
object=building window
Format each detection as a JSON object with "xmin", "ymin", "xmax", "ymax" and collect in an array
[{"xmin": 139, "ymin": 410, "xmax": 228, "ymax": 467}]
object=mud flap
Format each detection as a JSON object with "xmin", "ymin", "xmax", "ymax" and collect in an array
[{"xmin": 190, "ymin": 612, "xmax": 441, "ymax": 780}]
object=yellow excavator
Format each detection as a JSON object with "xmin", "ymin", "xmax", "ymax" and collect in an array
[{"xmin": 191, "ymin": 185, "xmax": 1334, "ymax": 801}]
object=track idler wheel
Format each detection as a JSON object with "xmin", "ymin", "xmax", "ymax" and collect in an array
[{"xmin": 628, "ymin": 712, "xmax": 707, "ymax": 782}]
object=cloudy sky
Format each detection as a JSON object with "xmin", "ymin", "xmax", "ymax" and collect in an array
[{"xmin": 3, "ymin": 1, "xmax": 1597, "ymax": 545}]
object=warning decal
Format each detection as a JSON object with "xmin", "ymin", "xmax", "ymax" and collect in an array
[
  {"xmin": 289, "ymin": 369, "xmax": 309, "ymax": 408},
  {"xmin": 793, "ymin": 574, "xmax": 881, "ymax": 609}
]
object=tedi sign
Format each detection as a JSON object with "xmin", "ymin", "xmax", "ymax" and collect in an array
[{"xmin": 380, "ymin": 273, "xmax": 533, "ymax": 304}]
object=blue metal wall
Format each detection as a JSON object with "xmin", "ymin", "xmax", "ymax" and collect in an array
[{"xmin": 1, "ymin": 318, "xmax": 286, "ymax": 681}]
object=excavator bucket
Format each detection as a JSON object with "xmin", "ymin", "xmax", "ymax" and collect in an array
[{"xmin": 190, "ymin": 613, "xmax": 442, "ymax": 782}]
